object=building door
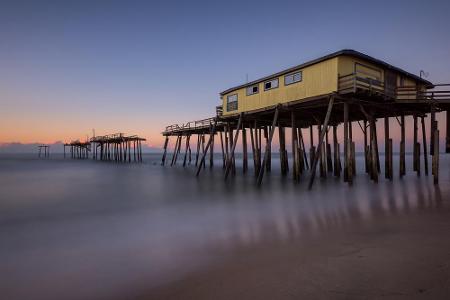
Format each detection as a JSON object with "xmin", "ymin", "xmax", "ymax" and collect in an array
[{"xmin": 384, "ymin": 70, "xmax": 397, "ymax": 99}]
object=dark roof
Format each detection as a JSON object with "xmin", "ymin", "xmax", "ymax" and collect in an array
[{"xmin": 220, "ymin": 49, "xmax": 432, "ymax": 95}]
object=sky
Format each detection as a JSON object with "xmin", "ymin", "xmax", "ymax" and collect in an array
[{"xmin": 0, "ymin": 0, "xmax": 449, "ymax": 150}]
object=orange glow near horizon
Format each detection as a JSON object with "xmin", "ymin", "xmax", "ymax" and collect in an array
[{"xmin": 1, "ymin": 112, "xmax": 447, "ymax": 151}]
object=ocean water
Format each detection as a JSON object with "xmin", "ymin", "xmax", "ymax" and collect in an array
[{"xmin": 0, "ymin": 153, "xmax": 449, "ymax": 300}]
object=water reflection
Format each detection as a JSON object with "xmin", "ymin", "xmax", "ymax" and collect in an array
[{"xmin": 0, "ymin": 154, "xmax": 448, "ymax": 300}]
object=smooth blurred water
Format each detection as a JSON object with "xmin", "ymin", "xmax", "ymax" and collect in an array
[{"xmin": 0, "ymin": 153, "xmax": 449, "ymax": 300}]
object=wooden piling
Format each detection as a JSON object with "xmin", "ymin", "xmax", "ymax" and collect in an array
[
  {"xmin": 370, "ymin": 118, "xmax": 378, "ymax": 183},
  {"xmin": 279, "ymin": 126, "xmax": 287, "ymax": 175},
  {"xmin": 343, "ymin": 102, "xmax": 349, "ymax": 182},
  {"xmin": 242, "ymin": 126, "xmax": 248, "ymax": 173},
  {"xmin": 384, "ymin": 117, "xmax": 390, "ymax": 179},
  {"xmin": 195, "ymin": 134, "xmax": 201, "ymax": 167},
  {"xmin": 433, "ymin": 129, "xmax": 439, "ymax": 184},
  {"xmin": 201, "ymin": 134, "xmax": 206, "ymax": 169},
  {"xmin": 421, "ymin": 116, "xmax": 428, "ymax": 175},
  {"xmin": 183, "ymin": 135, "xmax": 190, "ymax": 167},
  {"xmin": 250, "ymin": 125, "xmax": 257, "ymax": 175},
  {"xmin": 309, "ymin": 125, "xmax": 315, "ymax": 170},
  {"xmin": 388, "ymin": 138, "xmax": 393, "ymax": 180},
  {"xmin": 292, "ymin": 111, "xmax": 299, "ymax": 181},
  {"xmin": 318, "ymin": 124, "xmax": 326, "ymax": 178},
  {"xmin": 161, "ymin": 137, "xmax": 169, "ymax": 165},
  {"xmin": 257, "ymin": 107, "xmax": 279, "ymax": 185},
  {"xmin": 196, "ymin": 120, "xmax": 217, "ymax": 176},
  {"xmin": 400, "ymin": 114, "xmax": 406, "ymax": 177},
  {"xmin": 298, "ymin": 128, "xmax": 305, "ymax": 173},
  {"xmin": 326, "ymin": 128, "xmax": 333, "ymax": 173},
  {"xmin": 308, "ymin": 96, "xmax": 334, "ymax": 189},
  {"xmin": 413, "ymin": 115, "xmax": 418, "ymax": 172},
  {"xmin": 333, "ymin": 125, "xmax": 339, "ymax": 177},
  {"xmin": 225, "ymin": 113, "xmax": 243, "ymax": 179},
  {"xmin": 209, "ymin": 129, "xmax": 214, "ymax": 168},
  {"xmin": 219, "ymin": 131, "xmax": 226, "ymax": 169},
  {"xmin": 363, "ymin": 120, "xmax": 369, "ymax": 173}
]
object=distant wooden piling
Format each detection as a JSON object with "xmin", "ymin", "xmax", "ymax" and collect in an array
[
  {"xmin": 38, "ymin": 145, "xmax": 50, "ymax": 158},
  {"xmin": 161, "ymin": 137, "xmax": 169, "ymax": 165}
]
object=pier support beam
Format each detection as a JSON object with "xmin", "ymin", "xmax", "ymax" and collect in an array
[
  {"xmin": 318, "ymin": 124, "xmax": 326, "ymax": 178},
  {"xmin": 446, "ymin": 110, "xmax": 450, "ymax": 153},
  {"xmin": 333, "ymin": 125, "xmax": 340, "ymax": 177},
  {"xmin": 242, "ymin": 125, "xmax": 248, "ymax": 173},
  {"xmin": 257, "ymin": 107, "xmax": 279, "ymax": 186},
  {"xmin": 250, "ymin": 125, "xmax": 257, "ymax": 175},
  {"xmin": 433, "ymin": 128, "xmax": 439, "ymax": 184},
  {"xmin": 309, "ymin": 125, "xmax": 314, "ymax": 171},
  {"xmin": 279, "ymin": 126, "xmax": 288, "ymax": 175},
  {"xmin": 308, "ymin": 96, "xmax": 334, "ymax": 189},
  {"xmin": 369, "ymin": 118, "xmax": 378, "ymax": 183},
  {"xmin": 326, "ymin": 128, "xmax": 333, "ymax": 174},
  {"xmin": 299, "ymin": 128, "xmax": 308, "ymax": 170},
  {"xmin": 183, "ymin": 135, "xmax": 191, "ymax": 167},
  {"xmin": 161, "ymin": 137, "xmax": 169, "ymax": 166},
  {"xmin": 225, "ymin": 114, "xmax": 243, "ymax": 179},
  {"xmin": 343, "ymin": 102, "xmax": 349, "ymax": 182},
  {"xmin": 170, "ymin": 135, "xmax": 180, "ymax": 166},
  {"xmin": 292, "ymin": 111, "xmax": 300, "ymax": 182},
  {"xmin": 384, "ymin": 117, "xmax": 391, "ymax": 179},
  {"xmin": 196, "ymin": 120, "xmax": 217, "ymax": 176},
  {"xmin": 413, "ymin": 115, "xmax": 418, "ymax": 173},
  {"xmin": 363, "ymin": 120, "xmax": 368, "ymax": 173},
  {"xmin": 209, "ymin": 127, "xmax": 214, "ymax": 168},
  {"xmin": 400, "ymin": 114, "xmax": 406, "ymax": 178},
  {"xmin": 421, "ymin": 116, "xmax": 428, "ymax": 175},
  {"xmin": 348, "ymin": 120, "xmax": 354, "ymax": 182},
  {"xmin": 220, "ymin": 131, "xmax": 226, "ymax": 169}
]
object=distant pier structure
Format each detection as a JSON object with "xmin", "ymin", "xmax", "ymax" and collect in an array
[
  {"xmin": 38, "ymin": 145, "xmax": 50, "ymax": 158},
  {"xmin": 90, "ymin": 133, "xmax": 146, "ymax": 162},
  {"xmin": 63, "ymin": 133, "xmax": 146, "ymax": 162},
  {"xmin": 162, "ymin": 49, "xmax": 450, "ymax": 187},
  {"xmin": 64, "ymin": 141, "xmax": 90, "ymax": 159}
]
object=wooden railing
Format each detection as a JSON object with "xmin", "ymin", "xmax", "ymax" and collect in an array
[
  {"xmin": 397, "ymin": 84, "xmax": 450, "ymax": 102},
  {"xmin": 163, "ymin": 117, "xmax": 217, "ymax": 135},
  {"xmin": 338, "ymin": 73, "xmax": 394, "ymax": 98},
  {"xmin": 338, "ymin": 73, "xmax": 450, "ymax": 102}
]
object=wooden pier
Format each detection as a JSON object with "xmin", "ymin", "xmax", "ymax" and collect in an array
[
  {"xmin": 38, "ymin": 145, "xmax": 50, "ymax": 158},
  {"xmin": 64, "ymin": 141, "xmax": 90, "ymax": 159},
  {"xmin": 90, "ymin": 133, "xmax": 146, "ymax": 162},
  {"xmin": 63, "ymin": 133, "xmax": 146, "ymax": 162},
  {"xmin": 161, "ymin": 50, "xmax": 450, "ymax": 188}
]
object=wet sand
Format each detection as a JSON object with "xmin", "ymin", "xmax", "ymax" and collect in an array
[
  {"xmin": 145, "ymin": 207, "xmax": 450, "ymax": 299},
  {"xmin": 1, "ymin": 153, "xmax": 449, "ymax": 300}
]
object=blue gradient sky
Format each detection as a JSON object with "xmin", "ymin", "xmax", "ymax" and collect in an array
[{"xmin": 1, "ymin": 0, "xmax": 449, "ymax": 147}]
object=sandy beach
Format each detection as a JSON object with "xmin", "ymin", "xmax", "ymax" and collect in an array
[{"xmin": 145, "ymin": 207, "xmax": 450, "ymax": 299}]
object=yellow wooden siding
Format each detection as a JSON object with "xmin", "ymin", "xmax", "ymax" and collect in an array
[
  {"xmin": 337, "ymin": 56, "xmax": 384, "ymax": 80},
  {"xmin": 222, "ymin": 55, "xmax": 424, "ymax": 116},
  {"xmin": 222, "ymin": 58, "xmax": 339, "ymax": 116}
]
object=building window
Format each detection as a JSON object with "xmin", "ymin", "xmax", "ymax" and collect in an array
[
  {"xmin": 246, "ymin": 84, "xmax": 259, "ymax": 96},
  {"xmin": 284, "ymin": 71, "xmax": 302, "ymax": 85},
  {"xmin": 227, "ymin": 94, "xmax": 238, "ymax": 111},
  {"xmin": 264, "ymin": 78, "xmax": 279, "ymax": 91}
]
